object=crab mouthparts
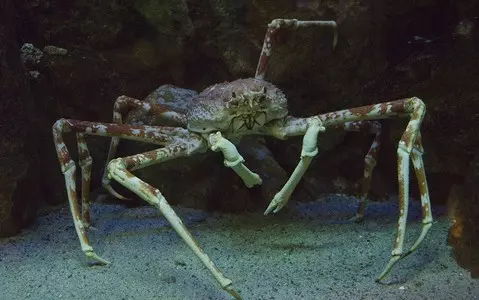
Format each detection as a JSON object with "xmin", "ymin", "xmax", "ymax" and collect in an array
[{"xmin": 231, "ymin": 112, "xmax": 266, "ymax": 132}]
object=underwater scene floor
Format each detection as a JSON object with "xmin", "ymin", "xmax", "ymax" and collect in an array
[{"xmin": 1, "ymin": 195, "xmax": 478, "ymax": 300}]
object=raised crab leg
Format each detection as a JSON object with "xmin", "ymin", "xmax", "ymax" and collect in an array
[
  {"xmin": 265, "ymin": 97, "xmax": 431, "ymax": 280},
  {"xmin": 255, "ymin": 18, "xmax": 337, "ymax": 80},
  {"xmin": 106, "ymin": 143, "xmax": 241, "ymax": 299},
  {"xmin": 207, "ymin": 131, "xmax": 262, "ymax": 188},
  {"xmin": 102, "ymin": 96, "xmax": 187, "ymax": 199}
]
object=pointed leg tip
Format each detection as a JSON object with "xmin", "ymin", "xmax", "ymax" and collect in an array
[
  {"xmin": 264, "ymin": 203, "xmax": 275, "ymax": 215},
  {"xmin": 85, "ymin": 251, "xmax": 111, "ymax": 265},
  {"xmin": 376, "ymin": 255, "xmax": 401, "ymax": 282},
  {"xmin": 349, "ymin": 214, "xmax": 365, "ymax": 223},
  {"xmin": 224, "ymin": 284, "xmax": 242, "ymax": 300},
  {"xmin": 375, "ymin": 272, "xmax": 388, "ymax": 283}
]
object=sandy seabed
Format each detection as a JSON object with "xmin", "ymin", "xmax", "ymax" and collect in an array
[{"xmin": 1, "ymin": 195, "xmax": 478, "ymax": 300}]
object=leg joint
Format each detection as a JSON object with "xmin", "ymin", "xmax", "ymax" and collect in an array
[
  {"xmin": 62, "ymin": 160, "xmax": 76, "ymax": 174},
  {"xmin": 398, "ymin": 140, "xmax": 412, "ymax": 155},
  {"xmin": 79, "ymin": 156, "xmax": 93, "ymax": 168}
]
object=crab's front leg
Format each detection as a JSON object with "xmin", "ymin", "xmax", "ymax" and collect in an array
[
  {"xmin": 107, "ymin": 138, "xmax": 241, "ymax": 299},
  {"xmin": 207, "ymin": 132, "xmax": 262, "ymax": 188},
  {"xmin": 264, "ymin": 117, "xmax": 325, "ymax": 214}
]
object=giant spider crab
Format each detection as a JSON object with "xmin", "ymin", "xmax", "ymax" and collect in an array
[{"xmin": 53, "ymin": 19, "xmax": 433, "ymax": 299}]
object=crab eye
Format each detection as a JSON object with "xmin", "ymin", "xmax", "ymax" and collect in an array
[{"xmin": 203, "ymin": 127, "xmax": 206, "ymax": 131}]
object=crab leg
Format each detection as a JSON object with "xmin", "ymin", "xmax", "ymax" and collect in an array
[
  {"xmin": 332, "ymin": 121, "xmax": 382, "ymax": 222},
  {"xmin": 266, "ymin": 120, "xmax": 382, "ymax": 218},
  {"xmin": 264, "ymin": 116, "xmax": 325, "ymax": 214},
  {"xmin": 266, "ymin": 97, "xmax": 431, "ymax": 280},
  {"xmin": 255, "ymin": 18, "xmax": 337, "ymax": 80},
  {"xmin": 322, "ymin": 99, "xmax": 429, "ymax": 280},
  {"xmin": 102, "ymin": 96, "xmax": 187, "ymax": 199},
  {"xmin": 77, "ymin": 133, "xmax": 93, "ymax": 226},
  {"xmin": 106, "ymin": 142, "xmax": 241, "ymax": 299},
  {"xmin": 52, "ymin": 119, "xmax": 178, "ymax": 264},
  {"xmin": 207, "ymin": 132, "xmax": 262, "ymax": 188},
  {"xmin": 318, "ymin": 98, "xmax": 428, "ymax": 281},
  {"xmin": 406, "ymin": 133, "xmax": 433, "ymax": 255}
]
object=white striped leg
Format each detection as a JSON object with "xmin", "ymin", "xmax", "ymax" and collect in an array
[
  {"xmin": 376, "ymin": 100, "xmax": 427, "ymax": 281},
  {"xmin": 336, "ymin": 121, "xmax": 382, "ymax": 223},
  {"xmin": 53, "ymin": 118, "xmax": 176, "ymax": 265},
  {"xmin": 107, "ymin": 141, "xmax": 241, "ymax": 299},
  {"xmin": 405, "ymin": 133, "xmax": 433, "ymax": 256},
  {"xmin": 77, "ymin": 133, "xmax": 93, "ymax": 227},
  {"xmin": 264, "ymin": 117, "xmax": 325, "ymax": 214}
]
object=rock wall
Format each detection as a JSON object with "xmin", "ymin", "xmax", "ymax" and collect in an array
[{"xmin": 0, "ymin": 0, "xmax": 40, "ymax": 236}]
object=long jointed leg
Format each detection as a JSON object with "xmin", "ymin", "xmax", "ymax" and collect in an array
[
  {"xmin": 318, "ymin": 98, "xmax": 430, "ymax": 280},
  {"xmin": 403, "ymin": 133, "xmax": 433, "ymax": 256},
  {"xmin": 255, "ymin": 19, "xmax": 337, "ymax": 80},
  {"xmin": 77, "ymin": 133, "xmax": 93, "ymax": 227},
  {"xmin": 314, "ymin": 97, "xmax": 429, "ymax": 281},
  {"xmin": 372, "ymin": 101, "xmax": 428, "ymax": 281},
  {"xmin": 102, "ymin": 96, "xmax": 187, "ymax": 199},
  {"xmin": 333, "ymin": 121, "xmax": 382, "ymax": 222},
  {"xmin": 265, "ymin": 97, "xmax": 432, "ymax": 280},
  {"xmin": 264, "ymin": 117, "xmax": 325, "ymax": 214},
  {"xmin": 207, "ymin": 132, "xmax": 262, "ymax": 188},
  {"xmin": 52, "ymin": 118, "xmax": 175, "ymax": 265},
  {"xmin": 106, "ymin": 143, "xmax": 241, "ymax": 299}
]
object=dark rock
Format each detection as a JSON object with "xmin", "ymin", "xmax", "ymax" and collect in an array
[
  {"xmin": 448, "ymin": 152, "xmax": 479, "ymax": 278},
  {"xmin": 0, "ymin": 0, "xmax": 41, "ymax": 236}
]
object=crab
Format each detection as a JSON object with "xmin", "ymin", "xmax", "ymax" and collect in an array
[{"xmin": 53, "ymin": 19, "xmax": 433, "ymax": 299}]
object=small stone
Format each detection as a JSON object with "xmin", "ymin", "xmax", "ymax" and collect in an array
[
  {"xmin": 163, "ymin": 276, "xmax": 177, "ymax": 284},
  {"xmin": 20, "ymin": 43, "xmax": 43, "ymax": 64},
  {"xmin": 43, "ymin": 45, "xmax": 68, "ymax": 56}
]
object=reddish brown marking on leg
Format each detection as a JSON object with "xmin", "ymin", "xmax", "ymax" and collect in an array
[
  {"xmin": 62, "ymin": 119, "xmax": 173, "ymax": 144},
  {"xmin": 77, "ymin": 133, "xmax": 92, "ymax": 225},
  {"xmin": 319, "ymin": 98, "xmax": 413, "ymax": 126},
  {"xmin": 330, "ymin": 121, "xmax": 381, "ymax": 222},
  {"xmin": 255, "ymin": 20, "xmax": 336, "ymax": 80},
  {"xmin": 411, "ymin": 134, "xmax": 432, "ymax": 219},
  {"xmin": 255, "ymin": 28, "xmax": 277, "ymax": 79},
  {"xmin": 114, "ymin": 95, "xmax": 171, "ymax": 114}
]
